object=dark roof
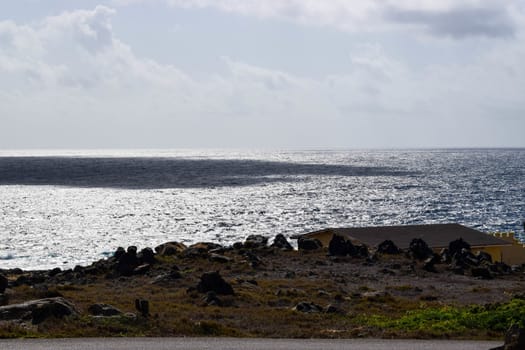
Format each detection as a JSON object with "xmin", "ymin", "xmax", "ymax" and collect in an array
[{"xmin": 303, "ymin": 224, "xmax": 511, "ymax": 249}]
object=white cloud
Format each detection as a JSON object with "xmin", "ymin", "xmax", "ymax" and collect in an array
[
  {"xmin": 42, "ymin": 5, "xmax": 116, "ymax": 53},
  {"xmin": 1, "ymin": 5, "xmax": 524, "ymax": 148}
]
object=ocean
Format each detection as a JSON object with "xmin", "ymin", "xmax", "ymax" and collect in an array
[{"xmin": 0, "ymin": 149, "xmax": 524, "ymax": 270}]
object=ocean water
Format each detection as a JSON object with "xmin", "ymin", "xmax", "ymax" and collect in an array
[{"xmin": 0, "ymin": 149, "xmax": 524, "ymax": 270}]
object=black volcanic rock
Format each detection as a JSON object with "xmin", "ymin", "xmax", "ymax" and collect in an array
[
  {"xmin": 408, "ymin": 238, "xmax": 433, "ymax": 261},
  {"xmin": 298, "ymin": 237, "xmax": 322, "ymax": 251},
  {"xmin": 0, "ymin": 297, "xmax": 78, "ymax": 324},
  {"xmin": 448, "ymin": 238, "xmax": 471, "ymax": 257},
  {"xmin": 0, "ymin": 274, "xmax": 7, "ymax": 293},
  {"xmin": 377, "ymin": 240, "xmax": 401, "ymax": 255},
  {"xmin": 154, "ymin": 242, "xmax": 187, "ymax": 256},
  {"xmin": 271, "ymin": 234, "xmax": 293, "ymax": 250},
  {"xmin": 197, "ymin": 271, "xmax": 234, "ymax": 295},
  {"xmin": 88, "ymin": 303, "xmax": 123, "ymax": 316},
  {"xmin": 116, "ymin": 246, "xmax": 139, "ymax": 277},
  {"xmin": 138, "ymin": 247, "xmax": 156, "ymax": 264},
  {"xmin": 328, "ymin": 235, "xmax": 348, "ymax": 256},
  {"xmin": 244, "ymin": 235, "xmax": 268, "ymax": 249}
]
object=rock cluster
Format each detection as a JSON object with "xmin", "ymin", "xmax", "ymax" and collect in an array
[
  {"xmin": 0, "ymin": 297, "xmax": 78, "ymax": 324},
  {"xmin": 0, "ymin": 232, "xmax": 519, "ymax": 338},
  {"xmin": 327, "ymin": 235, "xmax": 369, "ymax": 258}
]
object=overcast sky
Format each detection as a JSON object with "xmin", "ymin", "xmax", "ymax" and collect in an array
[{"xmin": 1, "ymin": 1, "xmax": 524, "ymax": 149}]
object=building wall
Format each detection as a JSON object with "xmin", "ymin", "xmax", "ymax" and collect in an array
[
  {"xmin": 473, "ymin": 246, "xmax": 503, "ymax": 263},
  {"xmin": 492, "ymin": 232, "xmax": 525, "ymax": 265}
]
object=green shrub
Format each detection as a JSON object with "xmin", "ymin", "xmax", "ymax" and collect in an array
[{"xmin": 362, "ymin": 298, "xmax": 525, "ymax": 335}]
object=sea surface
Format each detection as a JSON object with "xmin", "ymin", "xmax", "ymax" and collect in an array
[{"xmin": 0, "ymin": 149, "xmax": 524, "ymax": 270}]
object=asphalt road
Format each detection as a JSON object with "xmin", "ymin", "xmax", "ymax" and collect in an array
[{"xmin": 0, "ymin": 338, "xmax": 501, "ymax": 350}]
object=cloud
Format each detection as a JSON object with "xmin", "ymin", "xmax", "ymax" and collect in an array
[
  {"xmin": 164, "ymin": 0, "xmax": 383, "ymax": 31},
  {"xmin": 384, "ymin": 5, "xmax": 516, "ymax": 38},
  {"xmin": 42, "ymin": 5, "xmax": 116, "ymax": 53},
  {"xmin": 1, "ymin": 5, "xmax": 524, "ymax": 148},
  {"xmin": 155, "ymin": 0, "xmax": 522, "ymax": 39}
]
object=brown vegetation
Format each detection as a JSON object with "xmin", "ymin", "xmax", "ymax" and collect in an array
[{"xmin": 1, "ymin": 236, "xmax": 524, "ymax": 339}]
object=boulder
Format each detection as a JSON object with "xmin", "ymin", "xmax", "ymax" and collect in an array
[
  {"xmin": 138, "ymin": 247, "xmax": 156, "ymax": 264},
  {"xmin": 84, "ymin": 264, "xmax": 104, "ymax": 276},
  {"xmin": 243, "ymin": 235, "xmax": 268, "ymax": 249},
  {"xmin": 116, "ymin": 246, "xmax": 139, "ymax": 277},
  {"xmin": 271, "ymin": 234, "xmax": 293, "ymax": 250},
  {"xmin": 408, "ymin": 238, "xmax": 434, "ymax": 261},
  {"xmin": 133, "ymin": 264, "xmax": 150, "ymax": 275},
  {"xmin": 0, "ymin": 274, "xmax": 7, "ymax": 293},
  {"xmin": 354, "ymin": 244, "xmax": 369, "ymax": 258},
  {"xmin": 232, "ymin": 242, "xmax": 244, "ymax": 250},
  {"xmin": 183, "ymin": 242, "xmax": 223, "ymax": 258},
  {"xmin": 48, "ymin": 268, "xmax": 62, "ymax": 277},
  {"xmin": 325, "ymin": 304, "xmax": 341, "ymax": 314},
  {"xmin": 0, "ymin": 297, "xmax": 78, "ymax": 324},
  {"xmin": 439, "ymin": 248, "xmax": 451, "ymax": 263},
  {"xmin": 114, "ymin": 246, "xmax": 126, "ymax": 259},
  {"xmin": 451, "ymin": 249, "xmax": 479, "ymax": 269},
  {"xmin": 209, "ymin": 253, "xmax": 231, "ymax": 263},
  {"xmin": 423, "ymin": 257, "xmax": 438, "ymax": 273},
  {"xmin": 189, "ymin": 242, "xmax": 223, "ymax": 251},
  {"xmin": 476, "ymin": 251, "xmax": 493, "ymax": 264},
  {"xmin": 489, "ymin": 262, "xmax": 512, "ymax": 274},
  {"xmin": 154, "ymin": 242, "xmax": 187, "ymax": 256},
  {"xmin": 197, "ymin": 271, "xmax": 234, "ymax": 295},
  {"xmin": 88, "ymin": 303, "xmax": 123, "ymax": 316},
  {"xmin": 135, "ymin": 298, "xmax": 149, "ymax": 318},
  {"xmin": 151, "ymin": 270, "xmax": 182, "ymax": 284},
  {"xmin": 203, "ymin": 291, "xmax": 222, "ymax": 306},
  {"xmin": 448, "ymin": 238, "xmax": 471, "ymax": 257},
  {"xmin": 298, "ymin": 237, "xmax": 322, "ymax": 251},
  {"xmin": 293, "ymin": 302, "xmax": 323, "ymax": 313},
  {"xmin": 328, "ymin": 235, "xmax": 348, "ymax": 256},
  {"xmin": 377, "ymin": 240, "xmax": 401, "ymax": 255},
  {"xmin": 12, "ymin": 272, "xmax": 46, "ymax": 287}
]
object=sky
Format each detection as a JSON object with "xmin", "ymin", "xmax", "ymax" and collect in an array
[{"xmin": 1, "ymin": 0, "xmax": 524, "ymax": 149}]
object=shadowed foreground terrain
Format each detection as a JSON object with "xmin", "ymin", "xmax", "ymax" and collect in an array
[{"xmin": 0, "ymin": 234, "xmax": 524, "ymax": 339}]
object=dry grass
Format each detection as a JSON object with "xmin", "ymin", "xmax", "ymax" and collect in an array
[{"xmin": 1, "ymin": 246, "xmax": 524, "ymax": 338}]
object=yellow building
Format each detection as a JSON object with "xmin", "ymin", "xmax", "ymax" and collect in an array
[
  {"xmin": 491, "ymin": 232, "xmax": 525, "ymax": 265},
  {"xmin": 298, "ymin": 223, "xmax": 522, "ymax": 264}
]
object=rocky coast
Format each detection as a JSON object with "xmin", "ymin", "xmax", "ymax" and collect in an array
[{"xmin": 1, "ymin": 234, "xmax": 525, "ymax": 343}]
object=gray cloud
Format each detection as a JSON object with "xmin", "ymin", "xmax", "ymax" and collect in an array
[{"xmin": 384, "ymin": 5, "xmax": 516, "ymax": 39}]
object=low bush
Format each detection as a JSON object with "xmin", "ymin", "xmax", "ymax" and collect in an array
[{"xmin": 362, "ymin": 298, "xmax": 525, "ymax": 336}]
